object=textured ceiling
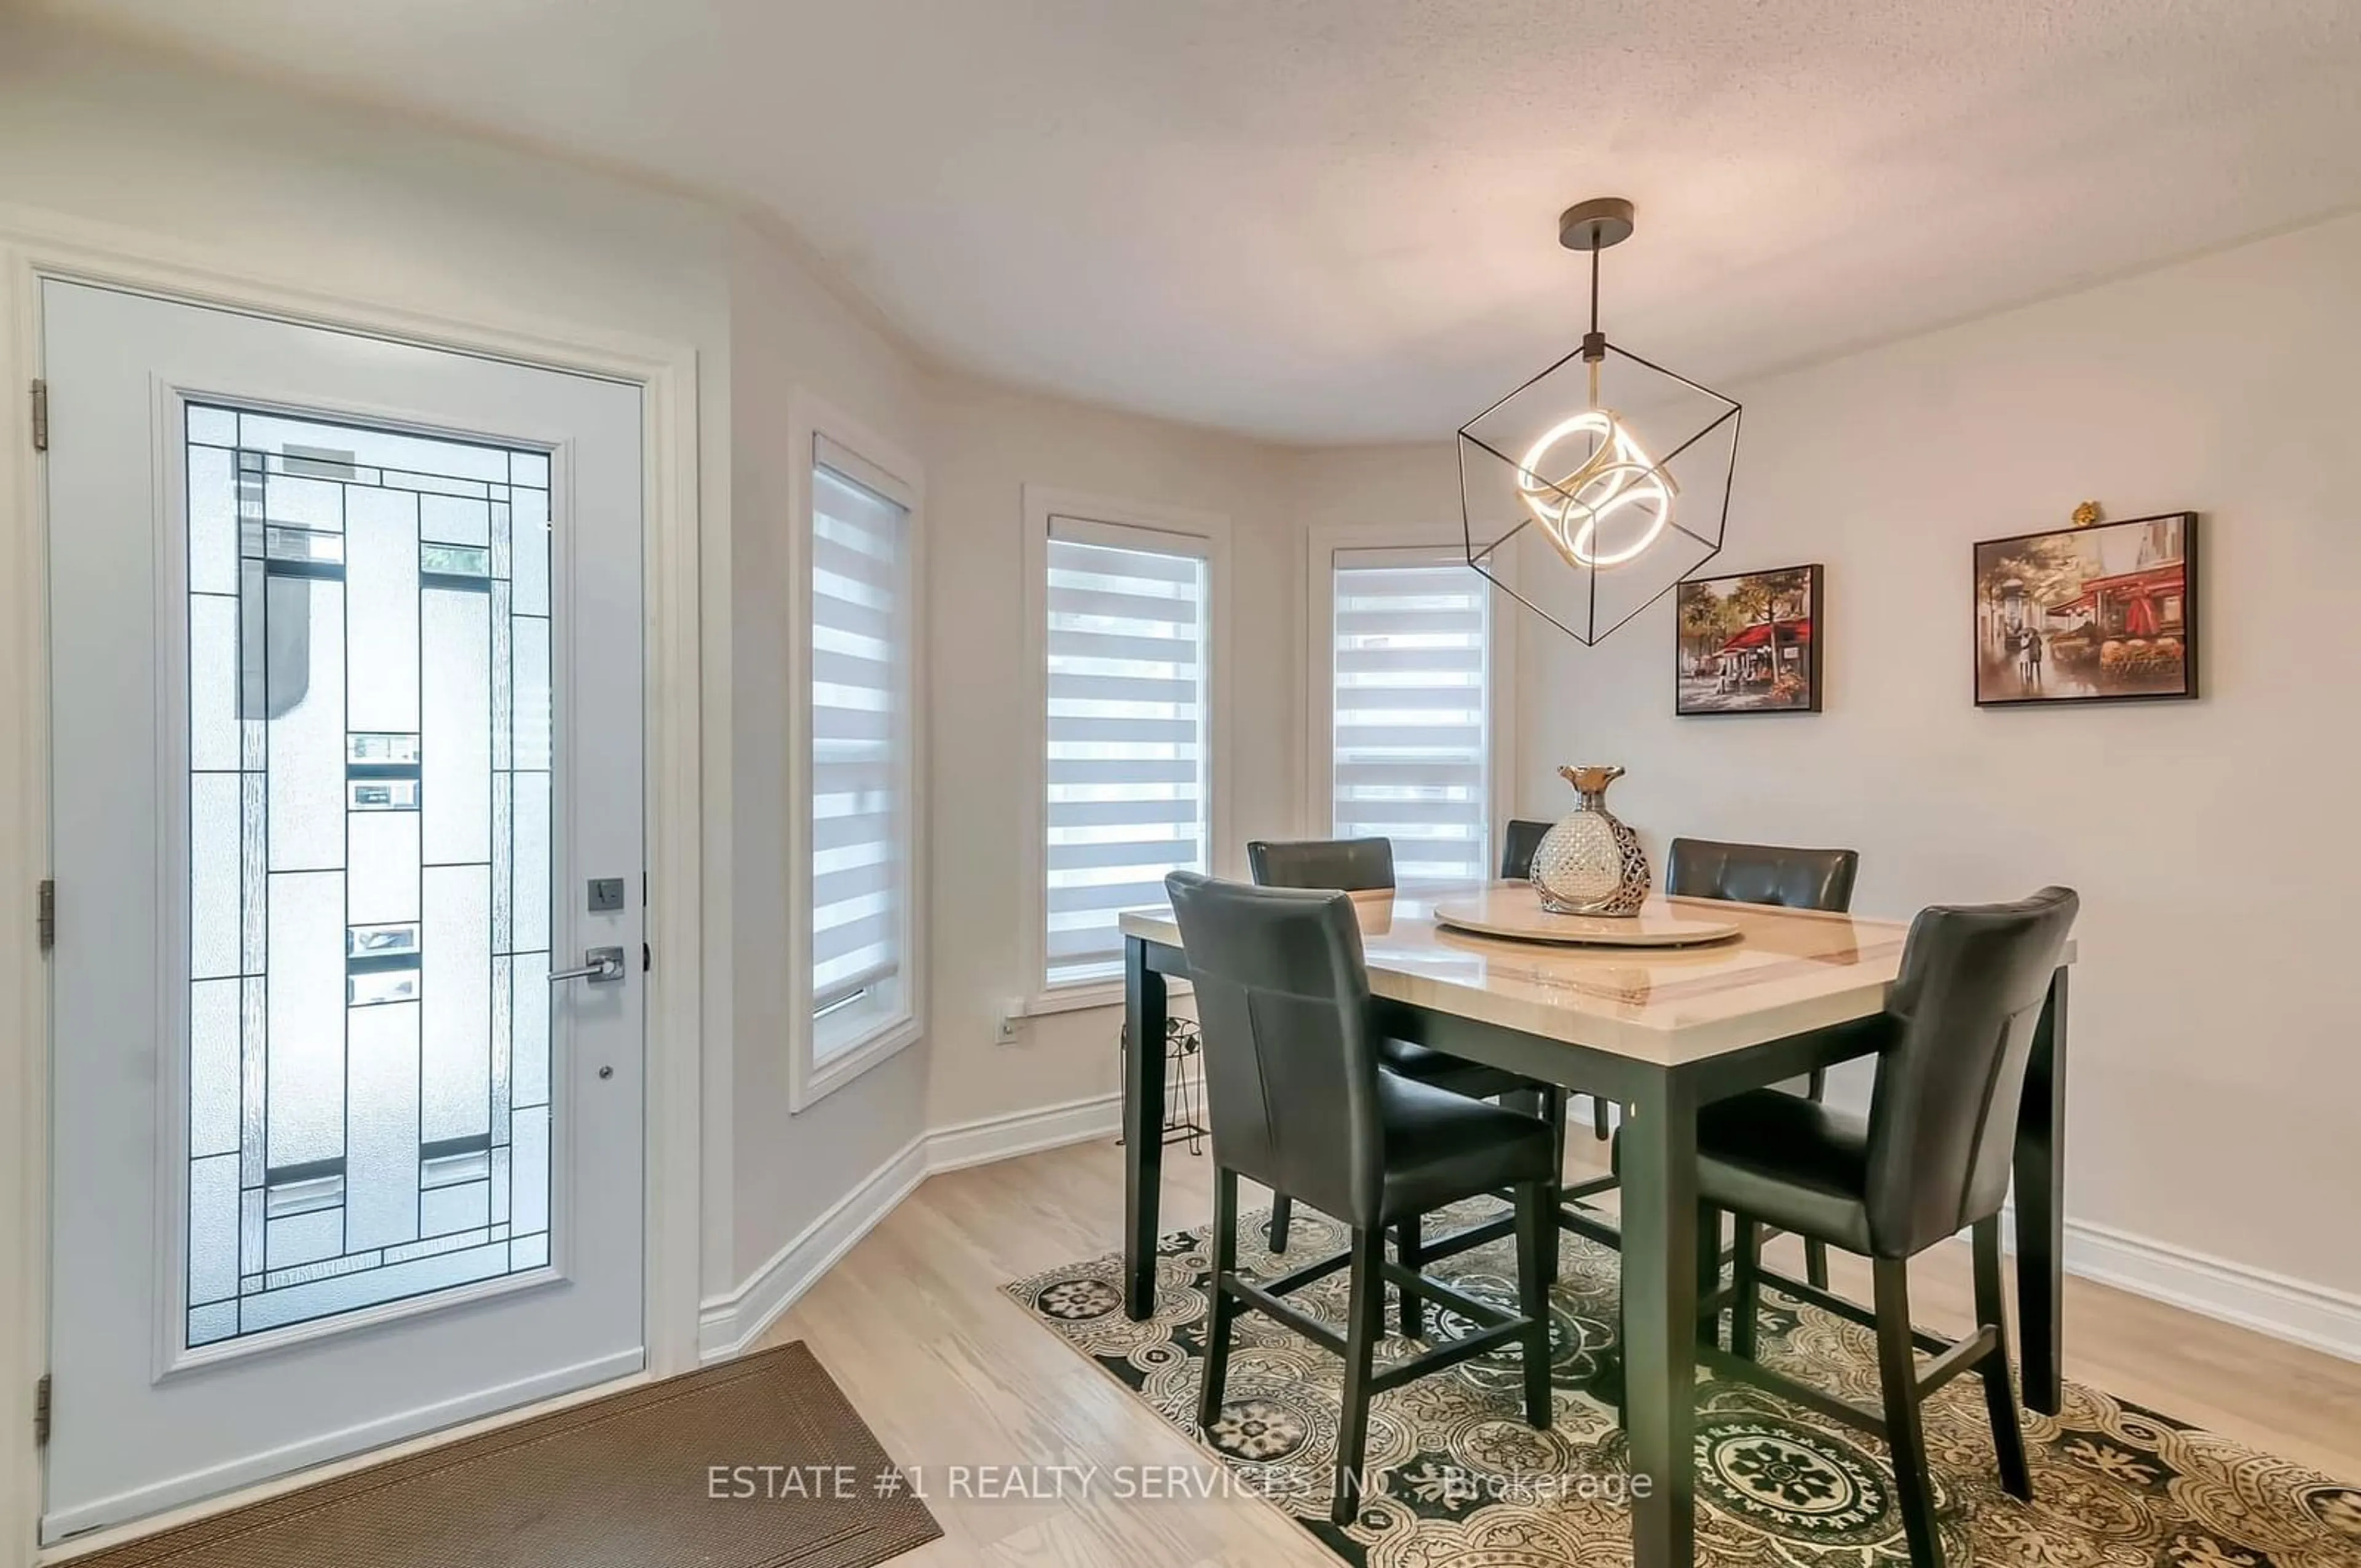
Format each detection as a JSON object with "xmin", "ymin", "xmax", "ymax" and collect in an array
[{"xmin": 31, "ymin": 0, "xmax": 2361, "ymax": 442}]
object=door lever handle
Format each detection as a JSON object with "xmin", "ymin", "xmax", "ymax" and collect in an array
[{"xmin": 549, "ymin": 947, "xmax": 627, "ymax": 985}]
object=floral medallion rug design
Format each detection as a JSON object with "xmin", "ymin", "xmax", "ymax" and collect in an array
[{"xmin": 1004, "ymin": 1202, "xmax": 2361, "ymax": 1567}]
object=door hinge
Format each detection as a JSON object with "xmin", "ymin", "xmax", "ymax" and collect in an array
[
  {"xmin": 30, "ymin": 378, "xmax": 49, "ymax": 452},
  {"xmin": 37, "ymin": 879, "xmax": 55, "ymax": 952},
  {"xmin": 641, "ymin": 941, "xmax": 652, "ymax": 973},
  {"xmin": 33, "ymin": 1374, "xmax": 50, "ymax": 1448}
]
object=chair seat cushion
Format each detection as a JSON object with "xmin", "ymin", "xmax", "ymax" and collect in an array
[
  {"xmin": 1375, "ymin": 1071, "xmax": 1556, "ymax": 1223},
  {"xmin": 1378, "ymin": 1036, "xmax": 1534, "ymax": 1101},
  {"xmin": 1615, "ymin": 1090, "xmax": 1874, "ymax": 1255}
]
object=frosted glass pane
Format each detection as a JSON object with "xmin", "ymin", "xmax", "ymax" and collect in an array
[
  {"xmin": 190, "ymin": 980, "xmax": 242, "ymax": 1158},
  {"xmin": 421, "ymin": 865, "xmax": 490, "ymax": 1146},
  {"xmin": 182, "ymin": 407, "xmax": 570, "ymax": 1350},
  {"xmin": 188, "ymin": 1301, "xmax": 239, "ymax": 1347},
  {"xmin": 188, "ymin": 405, "xmax": 239, "ymax": 446},
  {"xmin": 491, "ymin": 925, "xmax": 512, "ymax": 1137},
  {"xmin": 511, "ymin": 1105, "xmax": 549, "ymax": 1237},
  {"xmin": 236, "ymin": 411, "xmax": 512, "ymax": 483},
  {"xmin": 492, "ymin": 773, "xmax": 512, "ymax": 953},
  {"xmin": 242, "ymin": 773, "xmax": 266, "ymax": 971},
  {"xmin": 490, "ymin": 1148, "xmax": 512, "ymax": 1223},
  {"xmin": 241, "ymin": 982, "xmax": 266, "ymax": 1186},
  {"xmin": 190, "ymin": 594, "xmax": 241, "ymax": 772},
  {"xmin": 346, "ymin": 1001, "xmax": 421, "ymax": 1253},
  {"xmin": 347, "ymin": 811, "xmax": 421, "ymax": 925},
  {"xmin": 189, "ymin": 1154, "xmax": 241, "ymax": 1306},
  {"xmin": 421, "ymin": 1180, "xmax": 489, "ymax": 1238},
  {"xmin": 511, "ymin": 489, "xmax": 550, "ymax": 615},
  {"xmin": 510, "ymin": 952, "xmax": 549, "ymax": 1108},
  {"xmin": 513, "ymin": 773, "xmax": 550, "ymax": 956},
  {"xmin": 512, "ymin": 451, "xmax": 550, "ymax": 488},
  {"xmin": 421, "ymin": 590, "xmax": 490, "ymax": 865},
  {"xmin": 266, "ymin": 1208, "xmax": 344, "ymax": 1270},
  {"xmin": 265, "ymin": 473, "xmax": 342, "ymax": 532},
  {"xmin": 492, "ymin": 583, "xmax": 513, "ymax": 771},
  {"xmin": 191, "ymin": 773, "xmax": 242, "ymax": 981},
  {"xmin": 386, "ymin": 1228, "xmax": 487, "ymax": 1265},
  {"xmin": 512, "ymin": 1233, "xmax": 548, "ymax": 1270},
  {"xmin": 239, "ymin": 1242, "xmax": 511, "ymax": 1336},
  {"xmin": 265, "ymin": 871, "xmax": 346, "ymax": 1168},
  {"xmin": 267, "ymin": 580, "xmax": 346, "ymax": 871},
  {"xmin": 512, "ymin": 621, "xmax": 550, "ymax": 773},
  {"xmin": 420, "ymin": 495, "xmax": 490, "ymax": 546},
  {"xmin": 346, "ymin": 488, "xmax": 420, "ymax": 733},
  {"xmin": 188, "ymin": 444, "xmax": 240, "ymax": 596}
]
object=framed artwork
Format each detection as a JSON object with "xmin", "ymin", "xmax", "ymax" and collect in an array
[
  {"xmin": 1675, "ymin": 564, "xmax": 1823, "ymax": 715},
  {"xmin": 1974, "ymin": 513, "xmax": 2198, "ymax": 706}
]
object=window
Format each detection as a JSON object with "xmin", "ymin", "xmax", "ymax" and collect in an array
[
  {"xmin": 1040, "ymin": 514, "xmax": 1212, "ymax": 992},
  {"xmin": 801, "ymin": 427, "xmax": 921, "ymax": 1096},
  {"xmin": 1327, "ymin": 545, "xmax": 1494, "ymax": 884}
]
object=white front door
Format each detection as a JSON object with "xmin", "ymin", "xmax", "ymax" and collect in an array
[{"xmin": 39, "ymin": 281, "xmax": 647, "ymax": 1543}]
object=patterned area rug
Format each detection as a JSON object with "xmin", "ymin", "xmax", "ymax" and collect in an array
[{"xmin": 1005, "ymin": 1202, "xmax": 2361, "ymax": 1567}]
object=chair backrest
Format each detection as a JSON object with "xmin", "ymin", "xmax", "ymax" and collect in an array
[
  {"xmin": 1666, "ymin": 837, "xmax": 1861, "ymax": 913},
  {"xmin": 1863, "ymin": 887, "xmax": 2079, "ymax": 1256},
  {"xmin": 1248, "ymin": 837, "xmax": 1394, "ymax": 892},
  {"xmin": 1164, "ymin": 871, "xmax": 1386, "ymax": 1227},
  {"xmin": 1499, "ymin": 819, "xmax": 1552, "ymax": 881}
]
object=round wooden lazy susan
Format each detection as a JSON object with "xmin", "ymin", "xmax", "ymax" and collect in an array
[{"xmin": 1431, "ymin": 886, "xmax": 1740, "ymax": 948}]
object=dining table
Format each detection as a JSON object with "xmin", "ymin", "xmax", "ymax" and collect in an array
[{"xmin": 1118, "ymin": 881, "xmax": 2073, "ymax": 1568}]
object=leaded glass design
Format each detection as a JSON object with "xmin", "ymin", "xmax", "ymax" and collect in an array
[{"xmin": 183, "ymin": 404, "xmax": 555, "ymax": 1350}]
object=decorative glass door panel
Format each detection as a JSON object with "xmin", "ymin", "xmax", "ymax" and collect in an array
[
  {"xmin": 181, "ymin": 405, "xmax": 560, "ymax": 1349},
  {"xmin": 46, "ymin": 281, "xmax": 644, "ymax": 1542}
]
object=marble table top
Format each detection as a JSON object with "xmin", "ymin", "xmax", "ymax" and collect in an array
[{"xmin": 1120, "ymin": 880, "xmax": 2074, "ymax": 1066}]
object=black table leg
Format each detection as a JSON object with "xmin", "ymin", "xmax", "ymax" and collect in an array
[
  {"xmin": 1621, "ymin": 1073, "xmax": 1700, "ymax": 1568},
  {"xmin": 2013, "ymin": 964, "xmax": 2069, "ymax": 1414},
  {"xmin": 1123, "ymin": 936, "xmax": 1169, "ymax": 1320}
]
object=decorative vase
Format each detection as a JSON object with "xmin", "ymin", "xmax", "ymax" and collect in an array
[{"xmin": 1530, "ymin": 765, "xmax": 1651, "ymax": 916}]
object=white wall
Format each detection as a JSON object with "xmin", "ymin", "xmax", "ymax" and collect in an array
[
  {"xmin": 922, "ymin": 375, "xmax": 1298, "ymax": 1128},
  {"xmin": 0, "ymin": 17, "xmax": 1317, "ymax": 1333},
  {"xmin": 1295, "ymin": 215, "xmax": 2361, "ymax": 1307},
  {"xmin": 0, "ymin": 19, "xmax": 938, "ymax": 1315},
  {"xmin": 718, "ymin": 227, "xmax": 934, "ymax": 1289}
]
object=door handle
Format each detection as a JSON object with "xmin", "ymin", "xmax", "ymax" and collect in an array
[{"xmin": 549, "ymin": 947, "xmax": 627, "ymax": 985}]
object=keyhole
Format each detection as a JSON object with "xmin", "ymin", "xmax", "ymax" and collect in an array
[{"xmin": 598, "ymin": 1065, "xmax": 614, "ymax": 1080}]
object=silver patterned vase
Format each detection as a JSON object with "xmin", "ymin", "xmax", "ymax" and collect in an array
[{"xmin": 1530, "ymin": 765, "xmax": 1651, "ymax": 916}]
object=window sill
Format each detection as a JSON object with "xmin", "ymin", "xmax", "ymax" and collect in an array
[
  {"xmin": 1021, "ymin": 977, "xmax": 1190, "ymax": 1018},
  {"xmin": 791, "ymin": 1011, "xmax": 922, "ymax": 1112}
]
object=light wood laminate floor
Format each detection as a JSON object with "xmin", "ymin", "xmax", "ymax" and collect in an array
[{"xmin": 767, "ymin": 1135, "xmax": 2361, "ymax": 1567}]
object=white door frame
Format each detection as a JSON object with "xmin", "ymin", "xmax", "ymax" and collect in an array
[{"xmin": 0, "ymin": 205, "xmax": 705, "ymax": 1568}]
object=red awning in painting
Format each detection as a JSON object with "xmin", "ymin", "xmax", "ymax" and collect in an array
[{"xmin": 1716, "ymin": 617, "xmax": 1812, "ymax": 654}]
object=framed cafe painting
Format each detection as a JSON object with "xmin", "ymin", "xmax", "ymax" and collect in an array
[
  {"xmin": 1974, "ymin": 512, "xmax": 2199, "ymax": 706},
  {"xmin": 1675, "ymin": 564, "xmax": 1823, "ymax": 715}
]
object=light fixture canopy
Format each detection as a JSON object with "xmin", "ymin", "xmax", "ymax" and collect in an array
[{"xmin": 1458, "ymin": 198, "xmax": 1743, "ymax": 646}]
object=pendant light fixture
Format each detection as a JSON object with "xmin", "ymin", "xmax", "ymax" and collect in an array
[{"xmin": 1458, "ymin": 198, "xmax": 1743, "ymax": 645}]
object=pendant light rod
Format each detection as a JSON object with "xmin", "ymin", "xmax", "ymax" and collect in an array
[{"xmin": 1559, "ymin": 195, "xmax": 1631, "ymax": 368}]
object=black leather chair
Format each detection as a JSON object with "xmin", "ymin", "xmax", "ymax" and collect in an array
[
  {"xmin": 1498, "ymin": 817, "xmax": 1552, "ymax": 881},
  {"xmin": 1248, "ymin": 837, "xmax": 1560, "ymax": 1259},
  {"xmin": 1499, "ymin": 821, "xmax": 1614, "ymax": 1144},
  {"xmin": 1665, "ymin": 835, "xmax": 1860, "ymax": 912},
  {"xmin": 1635, "ymin": 888, "xmax": 2078, "ymax": 1568},
  {"xmin": 1166, "ymin": 871, "xmax": 1556, "ymax": 1527},
  {"xmin": 1659, "ymin": 836, "xmax": 1862, "ymax": 1288}
]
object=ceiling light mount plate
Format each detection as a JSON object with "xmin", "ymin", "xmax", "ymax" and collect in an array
[{"xmin": 1559, "ymin": 196, "xmax": 1636, "ymax": 251}]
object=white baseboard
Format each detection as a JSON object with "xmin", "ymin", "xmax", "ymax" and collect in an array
[
  {"xmin": 695, "ymin": 1091, "xmax": 1122, "ymax": 1363},
  {"xmin": 702, "ymin": 1090, "xmax": 2361, "ymax": 1371},
  {"xmin": 926, "ymin": 1090, "xmax": 1122, "ymax": 1175},
  {"xmin": 695, "ymin": 1136, "xmax": 929, "ymax": 1364},
  {"xmin": 2058, "ymin": 1215, "xmax": 2361, "ymax": 1365}
]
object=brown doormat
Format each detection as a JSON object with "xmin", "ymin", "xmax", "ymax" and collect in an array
[{"xmin": 63, "ymin": 1342, "xmax": 942, "ymax": 1568}]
